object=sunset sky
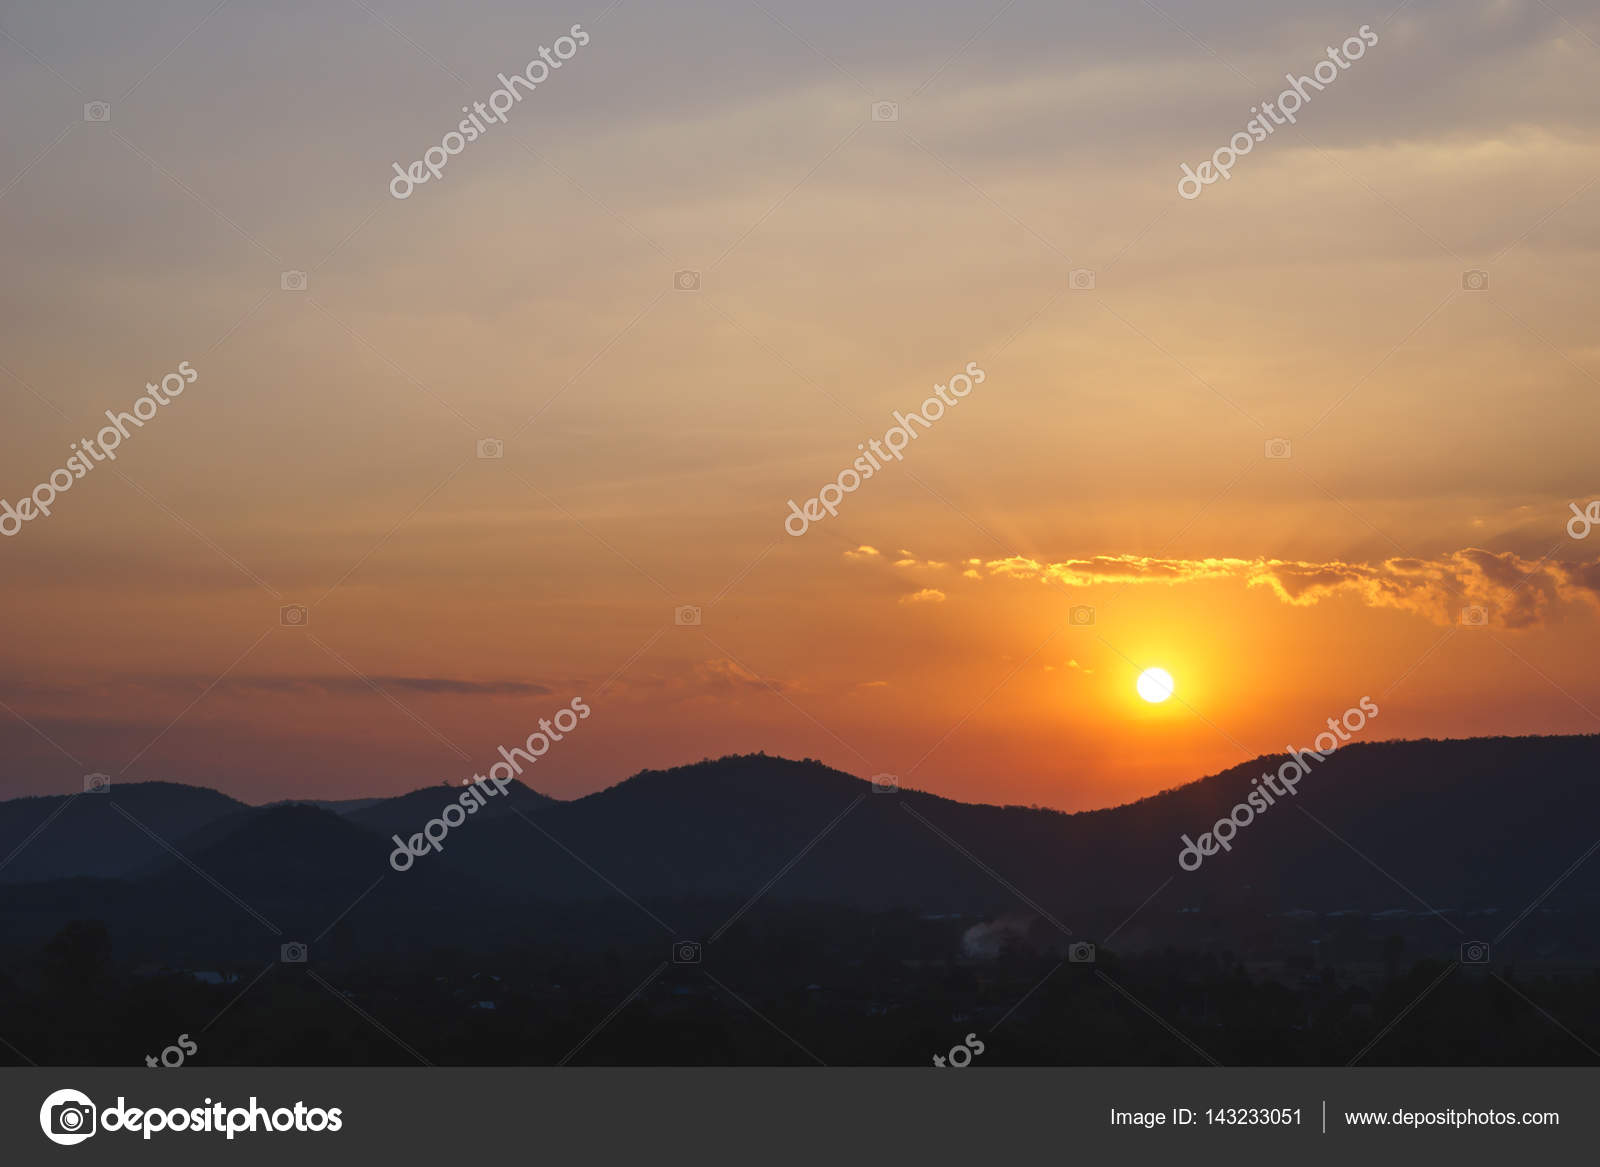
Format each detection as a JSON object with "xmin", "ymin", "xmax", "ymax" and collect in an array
[{"xmin": 2, "ymin": 0, "xmax": 1597, "ymax": 810}]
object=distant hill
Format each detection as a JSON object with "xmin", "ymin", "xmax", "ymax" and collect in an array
[
  {"xmin": 0, "ymin": 779, "xmax": 555, "ymax": 885},
  {"xmin": 440, "ymin": 737, "xmax": 1600, "ymax": 917},
  {"xmin": 345, "ymin": 779, "xmax": 555, "ymax": 839},
  {"xmin": 4, "ymin": 737, "xmax": 1600, "ymax": 956},
  {"xmin": 263, "ymin": 796, "xmax": 385, "ymax": 814},
  {"xmin": 0, "ymin": 782, "xmax": 245, "ymax": 883}
]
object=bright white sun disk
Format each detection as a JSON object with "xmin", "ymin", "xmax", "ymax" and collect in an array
[{"xmin": 1137, "ymin": 667, "xmax": 1175, "ymax": 703}]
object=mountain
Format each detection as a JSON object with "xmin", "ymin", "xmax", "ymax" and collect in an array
[
  {"xmin": 264, "ymin": 796, "xmax": 385, "ymax": 814},
  {"xmin": 0, "ymin": 781, "xmax": 245, "ymax": 883},
  {"xmin": 431, "ymin": 736, "xmax": 1600, "ymax": 919},
  {"xmin": 0, "ymin": 779, "xmax": 554, "ymax": 885},
  {"xmin": 4, "ymin": 736, "xmax": 1600, "ymax": 954},
  {"xmin": 5, "ymin": 738, "xmax": 1597, "ymax": 1069},
  {"xmin": 345, "ymin": 779, "xmax": 555, "ymax": 839}
]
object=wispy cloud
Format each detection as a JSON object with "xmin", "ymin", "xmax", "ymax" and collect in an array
[
  {"xmin": 695, "ymin": 658, "xmax": 801, "ymax": 694},
  {"xmin": 962, "ymin": 550, "xmax": 1600, "ymax": 628},
  {"xmin": 240, "ymin": 676, "xmax": 557, "ymax": 697},
  {"xmin": 0, "ymin": 676, "xmax": 557, "ymax": 700}
]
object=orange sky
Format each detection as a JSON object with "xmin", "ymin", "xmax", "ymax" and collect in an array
[{"xmin": 2, "ymin": 0, "xmax": 1598, "ymax": 809}]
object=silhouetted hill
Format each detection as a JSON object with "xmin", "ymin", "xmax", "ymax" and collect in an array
[
  {"xmin": 346, "ymin": 779, "xmax": 555, "ymax": 839},
  {"xmin": 56, "ymin": 803, "xmax": 537, "ymax": 963},
  {"xmin": 0, "ymin": 782, "xmax": 245, "ymax": 884},
  {"xmin": 5, "ymin": 739, "xmax": 1600, "ymax": 1069},
  {"xmin": 264, "ymin": 796, "xmax": 384, "ymax": 814},
  {"xmin": 454, "ymin": 754, "xmax": 994, "ymax": 908},
  {"xmin": 398, "ymin": 737, "xmax": 1600, "ymax": 920},
  {"xmin": 156, "ymin": 804, "xmax": 390, "ymax": 890},
  {"xmin": 5, "ymin": 737, "xmax": 1600, "ymax": 953}
]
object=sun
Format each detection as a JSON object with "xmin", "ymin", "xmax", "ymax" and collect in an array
[{"xmin": 1136, "ymin": 667, "xmax": 1175, "ymax": 703}]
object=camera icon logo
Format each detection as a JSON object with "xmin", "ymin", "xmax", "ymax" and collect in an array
[
  {"xmin": 84, "ymin": 773, "xmax": 111, "ymax": 794},
  {"xmin": 280, "ymin": 604, "xmax": 308, "ymax": 628},
  {"xmin": 1069, "ymin": 941, "xmax": 1096, "ymax": 963},
  {"xmin": 871, "ymin": 101, "xmax": 899, "ymax": 122},
  {"xmin": 1265, "ymin": 438, "xmax": 1292, "ymax": 460},
  {"xmin": 675, "ymin": 605, "xmax": 702, "ymax": 627},
  {"xmin": 674, "ymin": 269, "xmax": 701, "ymax": 291},
  {"xmin": 476, "ymin": 437, "xmax": 504, "ymax": 460},
  {"xmin": 871, "ymin": 773, "xmax": 899, "ymax": 794},
  {"xmin": 1460, "ymin": 940, "xmax": 1490, "ymax": 964},
  {"xmin": 1459, "ymin": 605, "xmax": 1488, "ymax": 628},
  {"xmin": 83, "ymin": 102, "xmax": 111, "ymax": 122},
  {"xmin": 1069, "ymin": 268, "xmax": 1096, "ymax": 291},
  {"xmin": 1462, "ymin": 269, "xmax": 1489, "ymax": 291},
  {"xmin": 280, "ymin": 941, "xmax": 308, "ymax": 963},
  {"xmin": 673, "ymin": 940, "xmax": 702, "ymax": 964},
  {"xmin": 40, "ymin": 1088, "xmax": 97, "ymax": 1145},
  {"xmin": 280, "ymin": 270, "xmax": 307, "ymax": 292},
  {"xmin": 1069, "ymin": 604, "xmax": 1095, "ymax": 627}
]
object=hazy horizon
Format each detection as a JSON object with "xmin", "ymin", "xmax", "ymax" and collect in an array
[{"xmin": 10, "ymin": 728, "xmax": 1598, "ymax": 815}]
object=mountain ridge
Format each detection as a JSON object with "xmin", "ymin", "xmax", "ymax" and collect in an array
[{"xmin": 4, "ymin": 735, "xmax": 1598, "ymax": 935}]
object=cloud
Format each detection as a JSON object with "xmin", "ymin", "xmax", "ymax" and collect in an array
[
  {"xmin": 899, "ymin": 589, "xmax": 947, "ymax": 605},
  {"xmin": 0, "ymin": 676, "xmax": 556, "ymax": 701},
  {"xmin": 848, "ymin": 548, "xmax": 946, "ymax": 571},
  {"xmin": 969, "ymin": 550, "xmax": 1600, "ymax": 628},
  {"xmin": 222, "ymin": 676, "xmax": 554, "ymax": 697},
  {"xmin": 695, "ymin": 658, "xmax": 800, "ymax": 694}
]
